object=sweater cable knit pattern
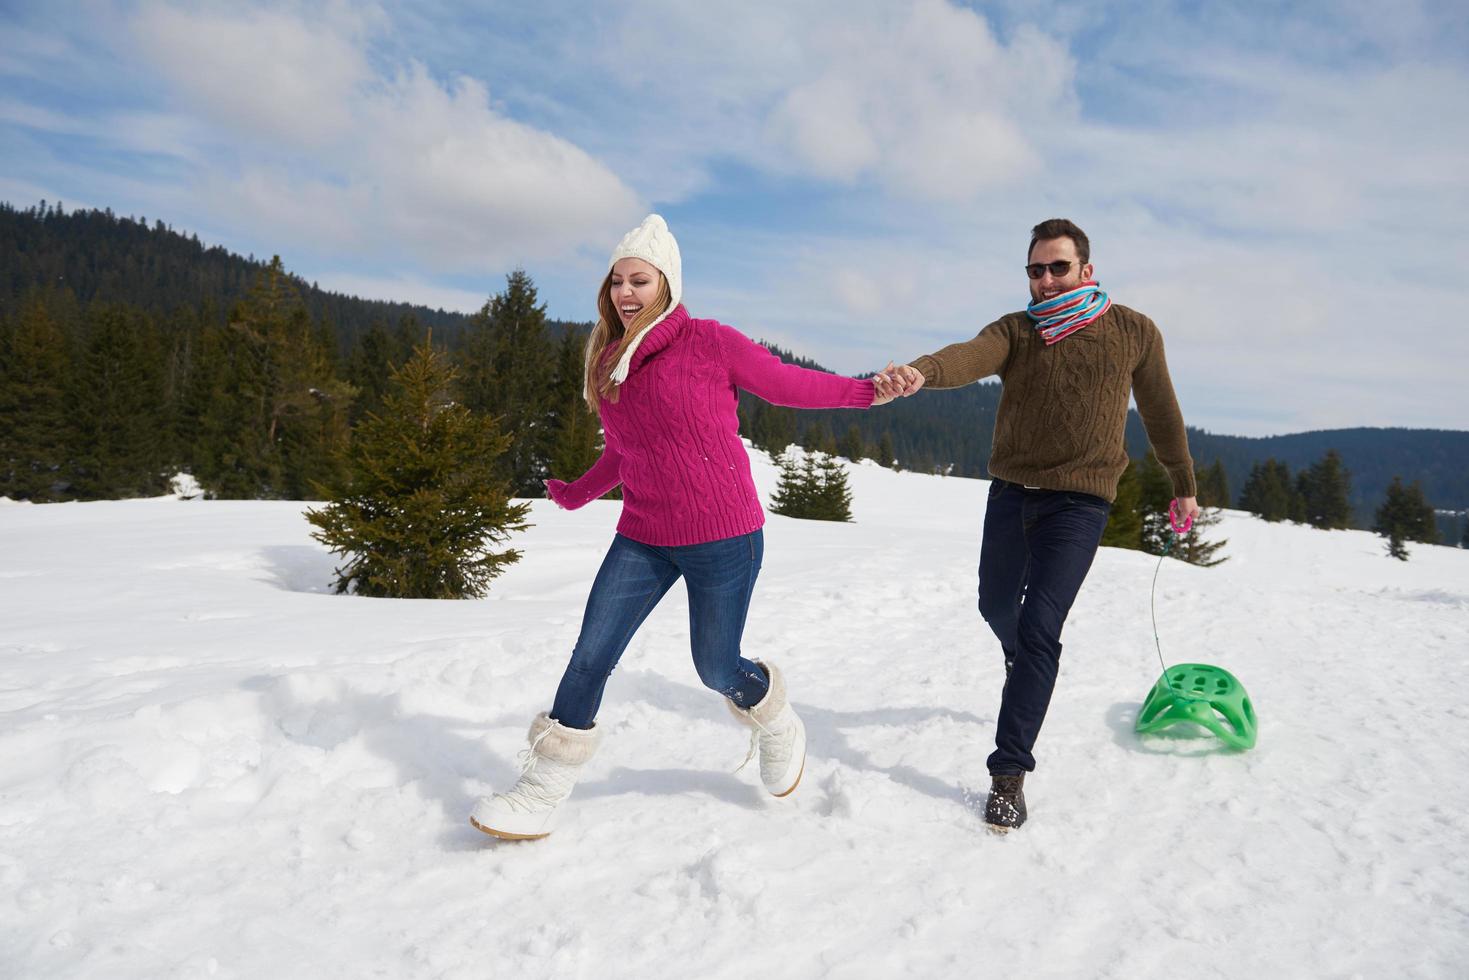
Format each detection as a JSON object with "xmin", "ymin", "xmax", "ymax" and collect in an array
[
  {"xmin": 546, "ymin": 306, "xmax": 875, "ymax": 546},
  {"xmin": 910, "ymin": 304, "xmax": 1194, "ymax": 502}
]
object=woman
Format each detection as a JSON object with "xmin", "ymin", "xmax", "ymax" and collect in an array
[{"xmin": 471, "ymin": 214, "xmax": 899, "ymax": 840}]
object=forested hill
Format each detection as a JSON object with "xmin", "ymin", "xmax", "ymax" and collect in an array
[
  {"xmin": 1125, "ymin": 418, "xmax": 1469, "ymax": 523},
  {"xmin": 5, "ymin": 199, "xmax": 1463, "ymax": 523},
  {"xmin": 754, "ymin": 373, "xmax": 1467, "ymax": 520},
  {"xmin": 0, "ymin": 201, "xmax": 585, "ymax": 347}
]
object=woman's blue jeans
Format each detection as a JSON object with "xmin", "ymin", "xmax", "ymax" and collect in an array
[
  {"xmin": 550, "ymin": 531, "xmax": 769, "ymax": 730},
  {"xmin": 979, "ymin": 480, "xmax": 1111, "ymax": 775}
]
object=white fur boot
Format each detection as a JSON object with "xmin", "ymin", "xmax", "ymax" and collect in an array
[
  {"xmin": 470, "ymin": 713, "xmax": 601, "ymax": 840},
  {"xmin": 727, "ymin": 659, "xmax": 807, "ymax": 797}
]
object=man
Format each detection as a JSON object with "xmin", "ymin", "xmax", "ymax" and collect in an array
[{"xmin": 891, "ymin": 218, "xmax": 1199, "ymax": 831}]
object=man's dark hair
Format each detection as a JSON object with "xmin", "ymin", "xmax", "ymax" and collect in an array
[{"xmin": 1029, "ymin": 218, "xmax": 1090, "ymax": 264}]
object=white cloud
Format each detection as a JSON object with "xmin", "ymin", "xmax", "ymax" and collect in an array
[
  {"xmin": 133, "ymin": 4, "xmax": 371, "ymax": 150},
  {"xmin": 720, "ymin": 4, "xmax": 1468, "ymax": 433},
  {"xmin": 9, "ymin": 0, "xmax": 1466, "ymax": 435},
  {"xmin": 0, "ymin": 23, "xmax": 79, "ymax": 79},
  {"xmin": 677, "ymin": 223, "xmax": 1017, "ymax": 378},
  {"xmin": 558, "ymin": 0, "xmax": 1070, "ymax": 204},
  {"xmin": 0, "ymin": 175, "xmax": 85, "ymax": 212},
  {"xmin": 827, "ymin": 265, "xmax": 914, "ymax": 321},
  {"xmin": 123, "ymin": 2, "xmax": 644, "ymax": 271},
  {"xmin": 0, "ymin": 98, "xmax": 79, "ymax": 132},
  {"xmin": 666, "ymin": 183, "xmax": 1469, "ymax": 437},
  {"xmin": 763, "ymin": 6, "xmax": 1063, "ymax": 200},
  {"xmin": 308, "ymin": 271, "xmax": 487, "ymax": 314},
  {"xmin": 1063, "ymin": 65, "xmax": 1469, "ymax": 240}
]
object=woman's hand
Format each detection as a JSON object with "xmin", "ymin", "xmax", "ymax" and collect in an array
[
  {"xmin": 872, "ymin": 362, "xmax": 900, "ymax": 406},
  {"xmin": 544, "ymin": 479, "xmax": 569, "ymax": 509},
  {"xmin": 871, "ymin": 362, "xmax": 924, "ymax": 405}
]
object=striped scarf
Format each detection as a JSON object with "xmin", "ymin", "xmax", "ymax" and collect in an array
[{"xmin": 1026, "ymin": 281, "xmax": 1111, "ymax": 345}]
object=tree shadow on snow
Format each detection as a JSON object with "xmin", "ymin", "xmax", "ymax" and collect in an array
[{"xmin": 255, "ymin": 545, "xmax": 339, "ymax": 594}]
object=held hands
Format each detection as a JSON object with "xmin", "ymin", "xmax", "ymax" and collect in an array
[{"xmin": 871, "ymin": 362, "xmax": 926, "ymax": 406}]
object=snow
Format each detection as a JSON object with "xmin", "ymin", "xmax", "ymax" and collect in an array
[{"xmin": 2, "ymin": 450, "xmax": 1467, "ymax": 979}]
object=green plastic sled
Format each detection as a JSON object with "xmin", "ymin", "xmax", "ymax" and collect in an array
[{"xmin": 1135, "ymin": 663, "xmax": 1257, "ymax": 751}]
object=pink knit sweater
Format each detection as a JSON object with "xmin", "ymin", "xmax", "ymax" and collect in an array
[{"xmin": 545, "ymin": 305, "xmax": 875, "ymax": 546}]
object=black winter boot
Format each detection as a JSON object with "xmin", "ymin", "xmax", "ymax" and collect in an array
[{"xmin": 984, "ymin": 773, "xmax": 1027, "ymax": 831}]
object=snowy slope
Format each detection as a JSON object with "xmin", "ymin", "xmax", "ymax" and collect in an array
[{"xmin": 2, "ymin": 451, "xmax": 1467, "ymax": 979}]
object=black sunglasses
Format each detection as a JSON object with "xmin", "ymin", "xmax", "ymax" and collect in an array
[{"xmin": 1025, "ymin": 260, "xmax": 1076, "ymax": 279}]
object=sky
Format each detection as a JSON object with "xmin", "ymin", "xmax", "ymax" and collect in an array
[{"xmin": 2, "ymin": 0, "xmax": 1468, "ymax": 437}]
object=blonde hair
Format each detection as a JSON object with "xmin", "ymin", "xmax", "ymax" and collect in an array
[{"xmin": 582, "ymin": 269, "xmax": 674, "ymax": 411}]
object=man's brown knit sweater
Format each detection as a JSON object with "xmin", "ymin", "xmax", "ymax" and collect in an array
[{"xmin": 910, "ymin": 304, "xmax": 1194, "ymax": 503}]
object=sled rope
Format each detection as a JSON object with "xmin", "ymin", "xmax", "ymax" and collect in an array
[{"xmin": 1149, "ymin": 500, "xmax": 1193, "ymax": 696}]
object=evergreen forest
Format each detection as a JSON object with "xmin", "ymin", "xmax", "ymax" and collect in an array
[{"xmin": 3, "ymin": 200, "xmax": 1464, "ymax": 547}]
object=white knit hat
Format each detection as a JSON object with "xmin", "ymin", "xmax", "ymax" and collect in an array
[{"xmin": 606, "ymin": 213, "xmax": 682, "ymax": 384}]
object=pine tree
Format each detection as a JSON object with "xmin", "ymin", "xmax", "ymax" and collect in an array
[
  {"xmin": 306, "ymin": 341, "xmax": 530, "ymax": 598},
  {"xmin": 1373, "ymin": 477, "xmax": 1436, "ymax": 561},
  {"xmin": 348, "ymin": 316, "xmax": 418, "ymax": 424},
  {"xmin": 768, "ymin": 449, "xmax": 811, "ymax": 518},
  {"xmin": 275, "ymin": 340, "xmax": 355, "ymax": 500},
  {"xmin": 804, "ymin": 420, "xmax": 838, "ymax": 456},
  {"xmin": 1171, "ymin": 505, "xmax": 1229, "ymax": 567},
  {"xmin": 548, "ymin": 330, "xmax": 608, "ymax": 493},
  {"xmin": 1288, "ymin": 475, "xmax": 1309, "ymax": 524},
  {"xmin": 457, "ymin": 270, "xmax": 555, "ymax": 497},
  {"xmin": 746, "ymin": 402, "xmax": 796, "ymax": 457},
  {"xmin": 1238, "ymin": 458, "xmax": 1298, "ymax": 522},
  {"xmin": 877, "ymin": 432, "xmax": 896, "ymax": 470},
  {"xmin": 1296, "ymin": 449, "xmax": 1353, "ymax": 529},
  {"xmin": 160, "ymin": 305, "xmax": 207, "ymax": 479},
  {"xmin": 1196, "ymin": 458, "xmax": 1230, "ymax": 510},
  {"xmin": 67, "ymin": 305, "xmax": 171, "ymax": 498},
  {"xmin": 1136, "ymin": 451, "xmax": 1176, "ymax": 555},
  {"xmin": 0, "ymin": 297, "xmax": 72, "ymax": 500},
  {"xmin": 837, "ymin": 423, "xmax": 866, "ymax": 463},
  {"xmin": 188, "ymin": 314, "xmax": 277, "ymax": 497},
  {"xmin": 1113, "ymin": 452, "xmax": 1228, "ymax": 565},
  {"xmin": 769, "ymin": 447, "xmax": 853, "ymax": 522},
  {"xmin": 189, "ymin": 258, "xmax": 354, "ymax": 498},
  {"xmin": 815, "ymin": 452, "xmax": 854, "ymax": 520},
  {"xmin": 1101, "ymin": 460, "xmax": 1143, "ymax": 549},
  {"xmin": 1408, "ymin": 487, "xmax": 1435, "ymax": 545}
]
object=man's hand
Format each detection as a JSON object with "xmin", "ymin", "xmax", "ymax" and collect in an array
[
  {"xmin": 1173, "ymin": 496, "xmax": 1200, "ymax": 527},
  {"xmin": 892, "ymin": 363, "xmax": 925, "ymax": 396},
  {"xmin": 872, "ymin": 363, "xmax": 925, "ymax": 403}
]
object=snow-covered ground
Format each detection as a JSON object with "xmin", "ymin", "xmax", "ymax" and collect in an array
[{"xmin": 3, "ymin": 451, "xmax": 1467, "ymax": 979}]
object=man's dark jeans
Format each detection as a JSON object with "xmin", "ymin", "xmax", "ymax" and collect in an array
[{"xmin": 979, "ymin": 480, "xmax": 1111, "ymax": 775}]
